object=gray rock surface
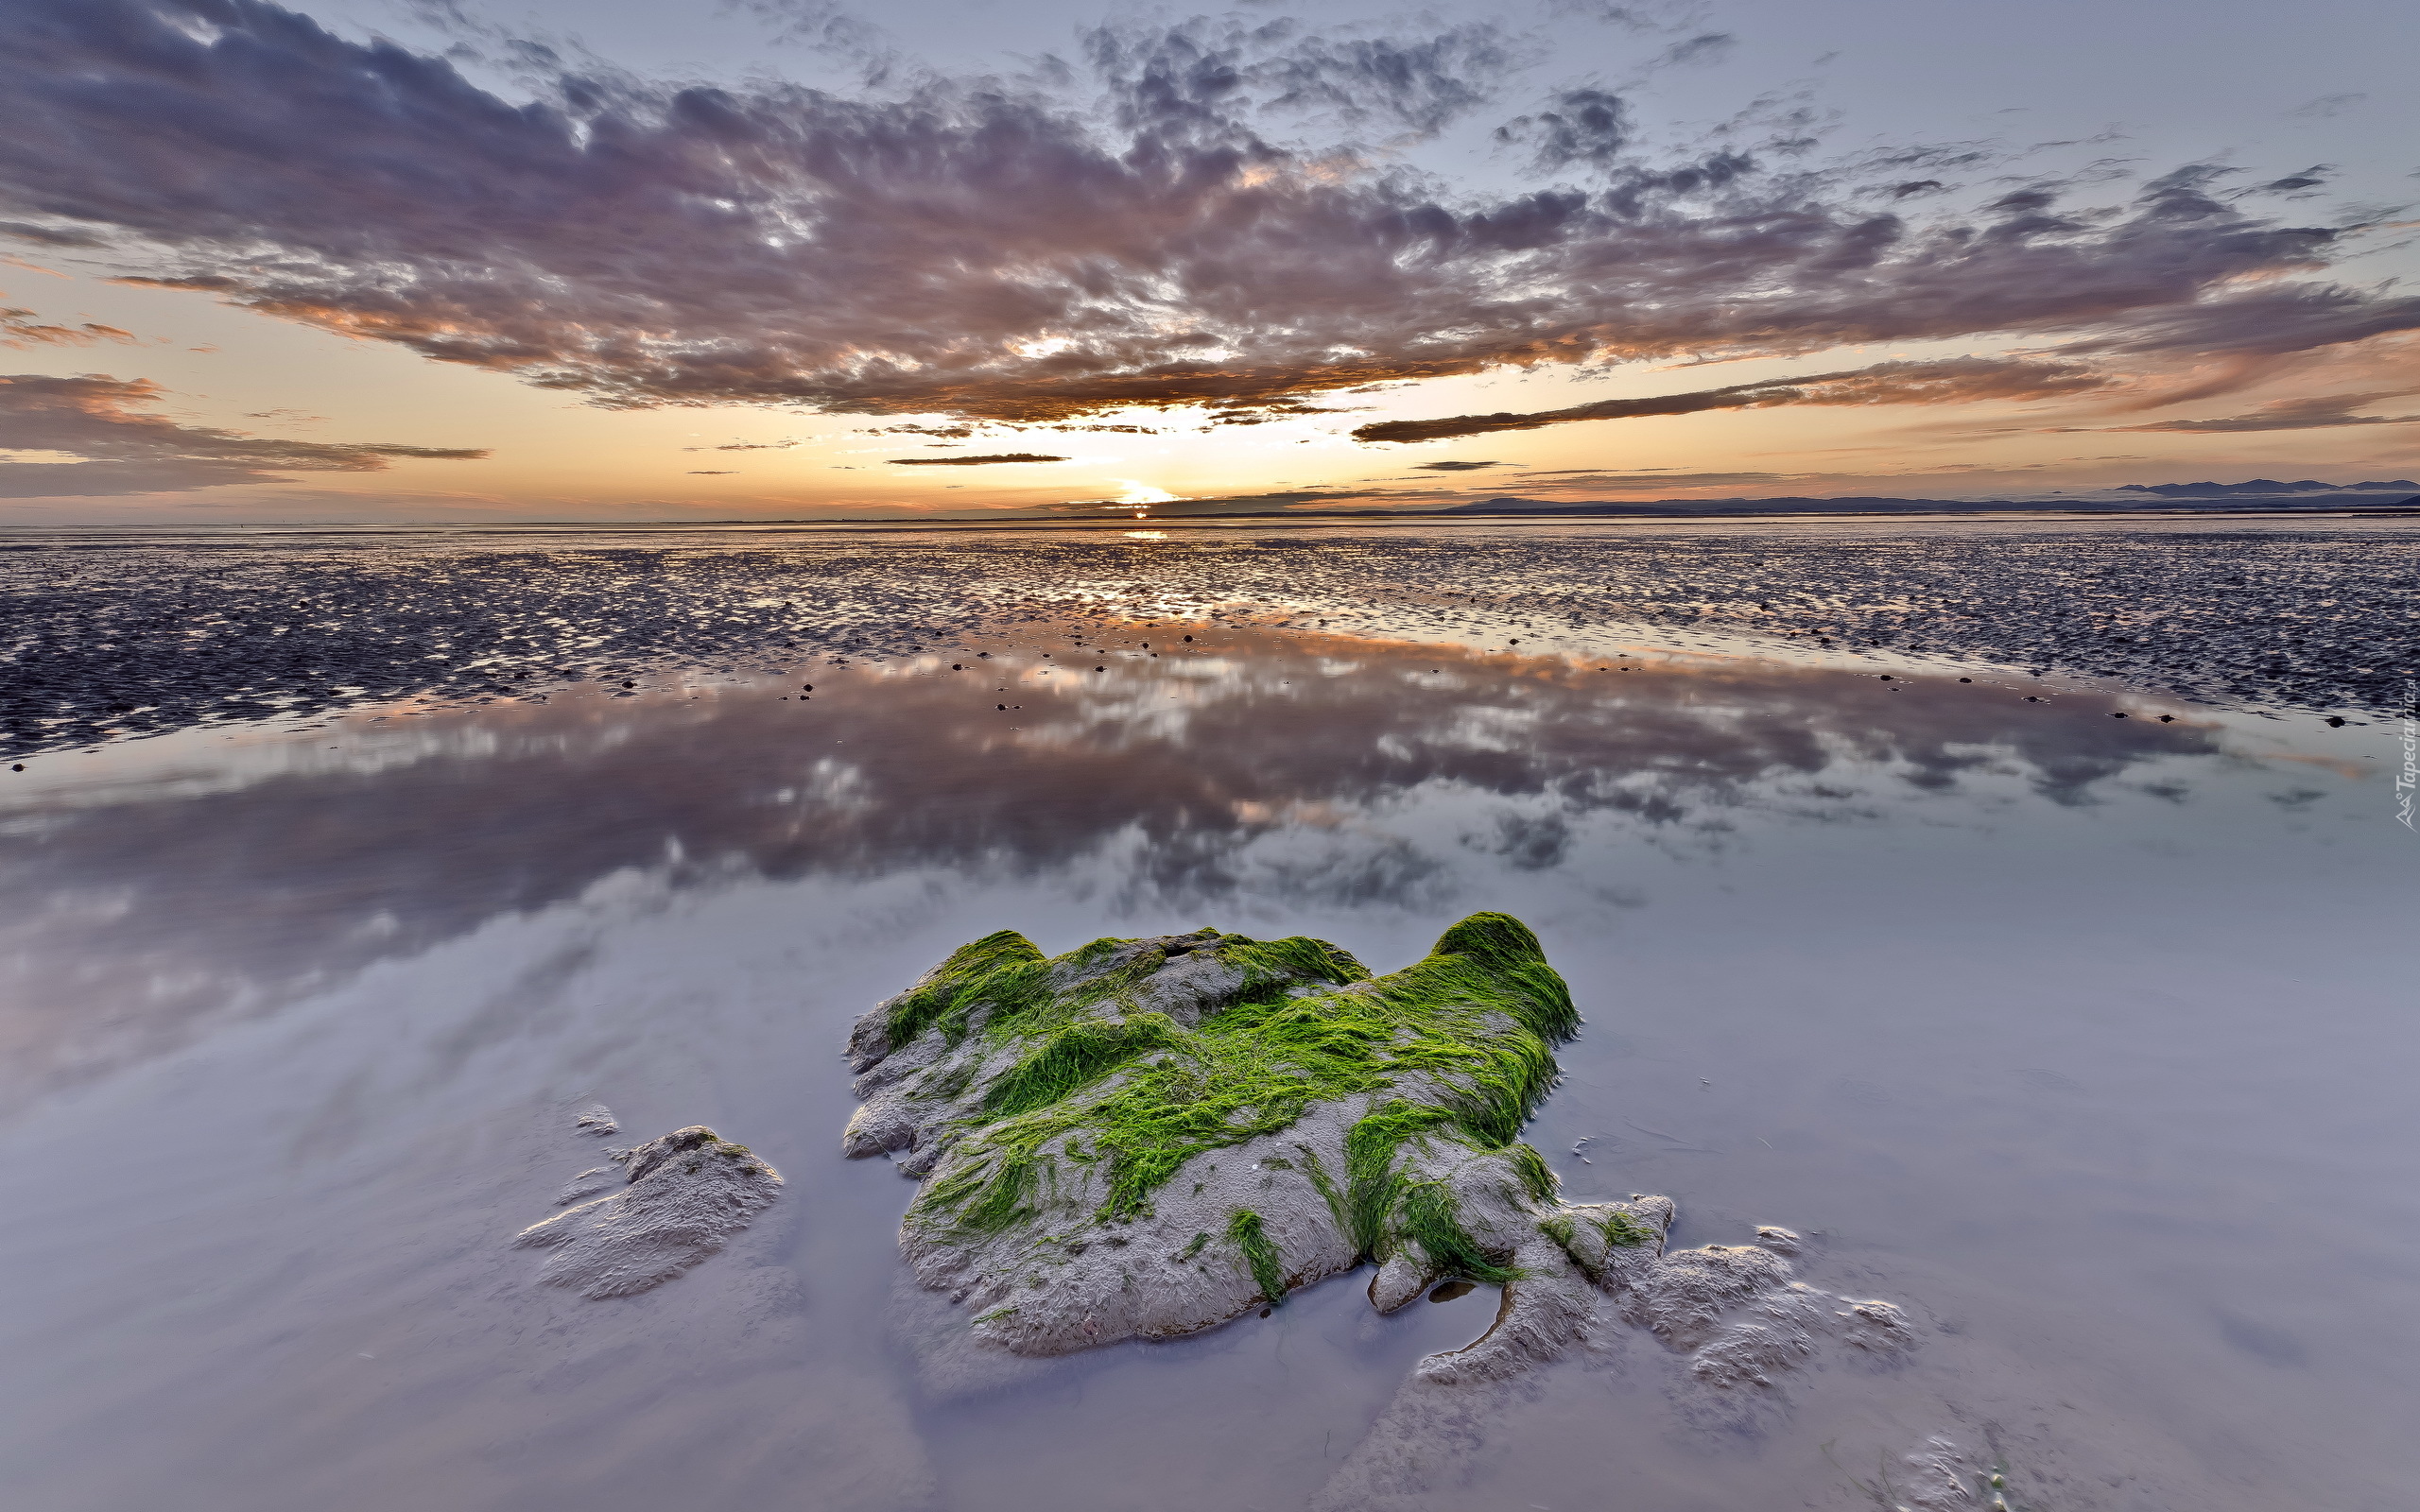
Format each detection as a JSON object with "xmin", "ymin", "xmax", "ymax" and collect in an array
[
  {"xmin": 556, "ymin": 1166, "xmax": 616, "ymax": 1206},
  {"xmin": 516, "ymin": 1125, "xmax": 783, "ymax": 1298},
  {"xmin": 843, "ymin": 914, "xmax": 1911, "ymax": 1417}
]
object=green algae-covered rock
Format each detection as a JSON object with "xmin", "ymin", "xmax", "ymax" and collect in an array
[
  {"xmin": 846, "ymin": 912, "xmax": 1919, "ymax": 1494},
  {"xmin": 844, "ymin": 913, "xmax": 1674, "ymax": 1372}
]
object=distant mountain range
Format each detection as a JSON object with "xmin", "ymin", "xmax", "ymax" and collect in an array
[{"xmin": 2114, "ymin": 479, "xmax": 2417, "ymax": 497}]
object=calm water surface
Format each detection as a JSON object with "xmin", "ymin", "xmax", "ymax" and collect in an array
[{"xmin": 0, "ymin": 526, "xmax": 2411, "ymax": 1512}]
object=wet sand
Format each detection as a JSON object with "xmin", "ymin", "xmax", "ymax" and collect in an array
[{"xmin": 4, "ymin": 514, "xmax": 2412, "ymax": 759}]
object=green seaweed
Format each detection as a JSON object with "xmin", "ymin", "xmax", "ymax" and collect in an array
[
  {"xmin": 1598, "ymin": 1210, "xmax": 1659, "ymax": 1247},
  {"xmin": 1295, "ymin": 1144, "xmax": 1351, "ymax": 1235},
  {"xmin": 1536, "ymin": 1207, "xmax": 1657, "ymax": 1281},
  {"xmin": 1508, "ymin": 1143, "xmax": 1558, "ymax": 1203},
  {"xmin": 981, "ymin": 1015, "xmax": 1184, "ymax": 1118},
  {"xmin": 1539, "ymin": 1214, "xmax": 1596, "ymax": 1281},
  {"xmin": 1229, "ymin": 1209, "xmax": 1289, "ymax": 1303},
  {"xmin": 919, "ymin": 1058, "xmax": 978, "ymax": 1102},
  {"xmin": 1398, "ymin": 1180, "xmax": 1520, "ymax": 1284},
  {"xmin": 1343, "ymin": 1100, "xmax": 1456, "ymax": 1255},
  {"xmin": 883, "ymin": 929, "xmax": 1052, "ymax": 1047},
  {"xmin": 959, "ymin": 1153, "xmax": 1042, "ymax": 1235},
  {"xmin": 915, "ymin": 1160, "xmax": 990, "ymax": 1217},
  {"xmin": 887, "ymin": 925, "xmax": 1372, "ymax": 1058},
  {"xmin": 906, "ymin": 914, "xmax": 1576, "ymax": 1236}
]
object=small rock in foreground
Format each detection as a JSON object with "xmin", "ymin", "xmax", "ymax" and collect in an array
[{"xmin": 515, "ymin": 1125, "xmax": 782, "ymax": 1298}]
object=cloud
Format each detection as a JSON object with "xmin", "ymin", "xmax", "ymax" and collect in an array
[
  {"xmin": 887, "ymin": 452, "xmax": 1069, "ymax": 465},
  {"xmin": 723, "ymin": 0, "xmax": 894, "ymax": 73},
  {"xmin": 1204, "ymin": 19, "xmax": 1522, "ymax": 136},
  {"xmin": 1205, "ymin": 399, "xmax": 1351, "ymax": 425},
  {"xmin": 2290, "ymin": 93, "xmax": 2364, "ymax": 119},
  {"xmin": 2240, "ymin": 165, "xmax": 2334, "ymax": 198},
  {"xmin": 1651, "ymin": 32, "xmax": 1737, "ymax": 69},
  {"xmin": 2061, "ymin": 283, "xmax": 2420, "ymax": 359},
  {"xmin": 1354, "ymin": 357, "xmax": 2109, "ymax": 442},
  {"xmin": 2100, "ymin": 391, "xmax": 2420, "ymax": 433},
  {"xmin": 0, "ymin": 372, "xmax": 486, "ymax": 496},
  {"xmin": 1411, "ymin": 459, "xmax": 1504, "ymax": 470},
  {"xmin": 0, "ymin": 220, "xmax": 107, "ymax": 248},
  {"xmin": 0, "ymin": 3, "xmax": 2411, "ymax": 425},
  {"xmin": 1512, "ymin": 469, "xmax": 1795, "ymax": 490},
  {"xmin": 1497, "ymin": 88, "xmax": 1633, "ymax": 171},
  {"xmin": 3, "ymin": 305, "xmax": 137, "ymax": 349}
]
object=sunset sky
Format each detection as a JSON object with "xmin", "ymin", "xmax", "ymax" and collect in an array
[{"xmin": 2, "ymin": 0, "xmax": 2415, "ymax": 523}]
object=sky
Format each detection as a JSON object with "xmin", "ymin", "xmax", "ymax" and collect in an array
[{"xmin": 1, "ymin": 0, "xmax": 2415, "ymax": 523}]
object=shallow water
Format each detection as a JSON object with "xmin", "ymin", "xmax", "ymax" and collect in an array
[{"xmin": 0, "ymin": 522, "xmax": 2413, "ymax": 1511}]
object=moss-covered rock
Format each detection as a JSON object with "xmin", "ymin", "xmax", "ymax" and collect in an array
[
  {"xmin": 845, "ymin": 914, "xmax": 1658, "ymax": 1367},
  {"xmin": 848, "ymin": 911, "xmax": 1918, "ymax": 1492}
]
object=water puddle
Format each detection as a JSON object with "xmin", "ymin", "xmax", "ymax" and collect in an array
[{"xmin": 0, "ymin": 526, "xmax": 2410, "ymax": 1511}]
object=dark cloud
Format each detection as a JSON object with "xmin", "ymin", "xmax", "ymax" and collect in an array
[
  {"xmin": 2, "ymin": 306, "xmax": 137, "ymax": 349},
  {"xmin": 1651, "ymin": 32, "xmax": 1737, "ymax": 68},
  {"xmin": 887, "ymin": 452, "xmax": 1068, "ymax": 465},
  {"xmin": 0, "ymin": 373, "xmax": 486, "ymax": 496},
  {"xmin": 2289, "ymin": 93, "xmax": 2363, "ymax": 119},
  {"xmin": 1209, "ymin": 400, "xmax": 1349, "ymax": 424},
  {"xmin": 723, "ymin": 0, "xmax": 893, "ymax": 72},
  {"xmin": 2062, "ymin": 283, "xmax": 2420, "ymax": 358},
  {"xmin": 1496, "ymin": 88, "xmax": 1632, "ymax": 171},
  {"xmin": 0, "ymin": 3, "xmax": 2409, "ymax": 425},
  {"xmin": 1411, "ymin": 459, "xmax": 1504, "ymax": 470},
  {"xmin": 2241, "ymin": 165, "xmax": 2334, "ymax": 198},
  {"xmin": 0, "ymin": 220, "xmax": 107, "ymax": 248},
  {"xmin": 1224, "ymin": 20, "xmax": 1520, "ymax": 136},
  {"xmin": 1355, "ymin": 357, "xmax": 2108, "ymax": 442},
  {"xmin": 1543, "ymin": 1, "xmax": 1704, "ymax": 29},
  {"xmin": 2102, "ymin": 392, "xmax": 2420, "ymax": 433},
  {"xmin": 1512, "ymin": 469, "xmax": 1793, "ymax": 490}
]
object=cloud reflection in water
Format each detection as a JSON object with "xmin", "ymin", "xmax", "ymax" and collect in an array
[{"xmin": 0, "ymin": 627, "xmax": 2216, "ymax": 1096}]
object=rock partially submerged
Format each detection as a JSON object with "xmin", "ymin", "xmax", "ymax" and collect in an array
[
  {"xmin": 516, "ymin": 1125, "xmax": 783, "ymax": 1298},
  {"xmin": 843, "ymin": 913, "xmax": 1910, "ymax": 1395}
]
